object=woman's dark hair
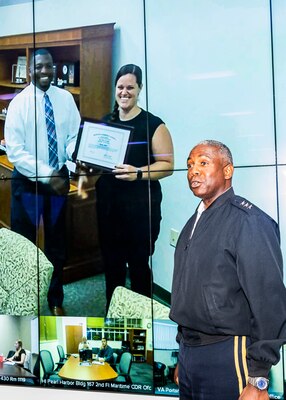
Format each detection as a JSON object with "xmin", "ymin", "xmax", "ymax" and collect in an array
[
  {"xmin": 16, "ymin": 340, "xmax": 23, "ymax": 348},
  {"xmin": 110, "ymin": 64, "xmax": 142, "ymax": 121},
  {"xmin": 115, "ymin": 64, "xmax": 142, "ymax": 87}
]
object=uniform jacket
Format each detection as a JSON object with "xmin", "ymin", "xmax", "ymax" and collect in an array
[{"xmin": 170, "ymin": 188, "xmax": 286, "ymax": 376}]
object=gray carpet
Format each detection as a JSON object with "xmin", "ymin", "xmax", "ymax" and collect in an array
[
  {"xmin": 40, "ymin": 273, "xmax": 114, "ymax": 316},
  {"xmin": 130, "ymin": 361, "xmax": 153, "ymax": 384},
  {"xmin": 40, "ymin": 273, "xmax": 132, "ymax": 316}
]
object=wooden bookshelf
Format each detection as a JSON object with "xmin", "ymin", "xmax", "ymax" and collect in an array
[
  {"xmin": 0, "ymin": 24, "xmax": 115, "ymax": 283},
  {"xmin": 129, "ymin": 329, "xmax": 147, "ymax": 362},
  {"xmin": 0, "ymin": 23, "xmax": 115, "ymax": 123}
]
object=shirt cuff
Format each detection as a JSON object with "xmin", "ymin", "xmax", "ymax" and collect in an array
[
  {"xmin": 38, "ymin": 165, "xmax": 54, "ymax": 184},
  {"xmin": 247, "ymin": 357, "xmax": 272, "ymax": 378}
]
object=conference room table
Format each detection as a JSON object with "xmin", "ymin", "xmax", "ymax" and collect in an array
[
  {"xmin": 0, "ymin": 360, "xmax": 36, "ymax": 380},
  {"xmin": 58, "ymin": 355, "xmax": 118, "ymax": 381}
]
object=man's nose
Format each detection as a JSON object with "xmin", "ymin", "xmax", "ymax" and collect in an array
[
  {"xmin": 41, "ymin": 65, "xmax": 50, "ymax": 73},
  {"xmin": 188, "ymin": 166, "xmax": 200, "ymax": 176}
]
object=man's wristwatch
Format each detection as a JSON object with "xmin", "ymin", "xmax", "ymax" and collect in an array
[{"xmin": 248, "ymin": 376, "xmax": 269, "ymax": 391}]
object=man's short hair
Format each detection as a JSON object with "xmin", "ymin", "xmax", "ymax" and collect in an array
[
  {"xmin": 196, "ymin": 140, "xmax": 233, "ymax": 164},
  {"xmin": 29, "ymin": 48, "xmax": 53, "ymax": 65}
]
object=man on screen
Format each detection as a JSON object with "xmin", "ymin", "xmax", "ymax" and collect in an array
[
  {"xmin": 5, "ymin": 48, "xmax": 81, "ymax": 316},
  {"xmin": 98, "ymin": 338, "xmax": 114, "ymax": 363}
]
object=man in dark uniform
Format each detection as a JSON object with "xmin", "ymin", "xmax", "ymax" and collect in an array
[{"xmin": 170, "ymin": 140, "xmax": 286, "ymax": 400}]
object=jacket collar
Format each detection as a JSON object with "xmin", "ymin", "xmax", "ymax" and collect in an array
[{"xmin": 197, "ymin": 187, "xmax": 234, "ymax": 213}]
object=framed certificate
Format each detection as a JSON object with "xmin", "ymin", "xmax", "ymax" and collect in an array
[{"xmin": 74, "ymin": 118, "xmax": 133, "ymax": 170}]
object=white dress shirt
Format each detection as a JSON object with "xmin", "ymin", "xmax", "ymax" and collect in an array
[
  {"xmin": 190, "ymin": 201, "xmax": 205, "ymax": 238},
  {"xmin": 5, "ymin": 83, "xmax": 81, "ymax": 183}
]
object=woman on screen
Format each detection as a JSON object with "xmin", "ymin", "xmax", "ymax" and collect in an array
[
  {"xmin": 6, "ymin": 339, "xmax": 26, "ymax": 367},
  {"xmin": 96, "ymin": 64, "xmax": 174, "ymax": 310},
  {"xmin": 78, "ymin": 336, "xmax": 90, "ymax": 351}
]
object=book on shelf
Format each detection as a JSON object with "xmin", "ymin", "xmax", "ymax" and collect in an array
[{"xmin": 11, "ymin": 56, "xmax": 27, "ymax": 84}]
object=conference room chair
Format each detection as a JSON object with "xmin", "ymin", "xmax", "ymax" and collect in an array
[
  {"xmin": 23, "ymin": 349, "xmax": 32, "ymax": 372},
  {"xmin": 107, "ymin": 286, "xmax": 170, "ymax": 319},
  {"xmin": 56, "ymin": 344, "xmax": 67, "ymax": 369},
  {"xmin": 6, "ymin": 350, "xmax": 15, "ymax": 359},
  {"xmin": 0, "ymin": 228, "xmax": 53, "ymax": 316},
  {"xmin": 154, "ymin": 361, "xmax": 167, "ymax": 386},
  {"xmin": 39, "ymin": 350, "xmax": 61, "ymax": 385},
  {"xmin": 25, "ymin": 354, "xmax": 40, "ymax": 385},
  {"xmin": 109, "ymin": 352, "xmax": 118, "ymax": 371},
  {"xmin": 114, "ymin": 347, "xmax": 125, "ymax": 361},
  {"xmin": 112, "ymin": 352, "xmax": 118, "ymax": 364},
  {"xmin": 114, "ymin": 351, "xmax": 132, "ymax": 383},
  {"xmin": 32, "ymin": 354, "xmax": 40, "ymax": 380},
  {"xmin": 85, "ymin": 349, "xmax": 93, "ymax": 362},
  {"xmin": 92, "ymin": 347, "xmax": 99, "ymax": 356}
]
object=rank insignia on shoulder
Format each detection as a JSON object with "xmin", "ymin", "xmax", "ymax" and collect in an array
[{"xmin": 240, "ymin": 200, "xmax": 253, "ymax": 209}]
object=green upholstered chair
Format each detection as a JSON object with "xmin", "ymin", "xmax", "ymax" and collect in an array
[
  {"xmin": 39, "ymin": 350, "xmax": 61, "ymax": 385},
  {"xmin": 0, "ymin": 228, "xmax": 53, "ymax": 316},
  {"xmin": 23, "ymin": 349, "xmax": 32, "ymax": 371},
  {"xmin": 106, "ymin": 286, "xmax": 170, "ymax": 319},
  {"xmin": 56, "ymin": 344, "xmax": 67, "ymax": 369},
  {"xmin": 114, "ymin": 351, "xmax": 132, "ymax": 383}
]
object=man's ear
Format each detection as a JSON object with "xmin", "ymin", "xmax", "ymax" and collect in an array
[{"xmin": 224, "ymin": 163, "xmax": 234, "ymax": 180}]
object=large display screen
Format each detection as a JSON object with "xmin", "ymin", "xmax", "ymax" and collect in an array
[{"xmin": 0, "ymin": 1, "xmax": 285, "ymax": 399}]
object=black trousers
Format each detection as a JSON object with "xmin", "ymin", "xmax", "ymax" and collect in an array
[
  {"xmin": 97, "ymin": 191, "xmax": 162, "ymax": 309},
  {"xmin": 11, "ymin": 167, "xmax": 68, "ymax": 307},
  {"xmin": 178, "ymin": 337, "xmax": 249, "ymax": 400}
]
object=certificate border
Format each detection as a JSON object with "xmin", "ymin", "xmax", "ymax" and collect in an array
[{"xmin": 74, "ymin": 118, "xmax": 133, "ymax": 171}]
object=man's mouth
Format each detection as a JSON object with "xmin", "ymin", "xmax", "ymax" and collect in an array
[
  {"xmin": 190, "ymin": 180, "xmax": 201, "ymax": 188},
  {"xmin": 40, "ymin": 76, "xmax": 50, "ymax": 83}
]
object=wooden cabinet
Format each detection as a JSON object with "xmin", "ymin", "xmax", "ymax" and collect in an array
[
  {"xmin": 0, "ymin": 155, "xmax": 103, "ymax": 283},
  {"xmin": 0, "ymin": 24, "xmax": 115, "ymax": 283},
  {"xmin": 129, "ymin": 328, "xmax": 147, "ymax": 362},
  {"xmin": 0, "ymin": 23, "xmax": 115, "ymax": 121},
  {"xmin": 64, "ymin": 182, "xmax": 103, "ymax": 283}
]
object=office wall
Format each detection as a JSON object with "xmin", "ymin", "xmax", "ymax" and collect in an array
[
  {"xmin": 0, "ymin": 316, "xmax": 21, "ymax": 357},
  {"xmin": 146, "ymin": 0, "xmax": 286, "ymax": 291}
]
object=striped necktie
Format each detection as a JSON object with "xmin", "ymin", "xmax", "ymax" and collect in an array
[{"xmin": 44, "ymin": 92, "xmax": 59, "ymax": 170}]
